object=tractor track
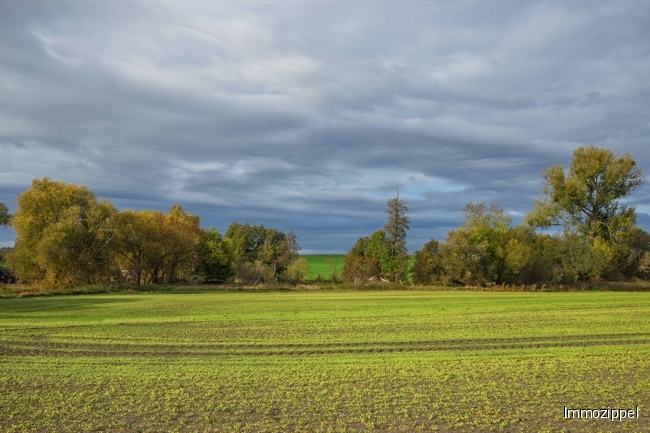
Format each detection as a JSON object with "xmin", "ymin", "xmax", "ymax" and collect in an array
[{"xmin": 2, "ymin": 333, "xmax": 649, "ymax": 358}]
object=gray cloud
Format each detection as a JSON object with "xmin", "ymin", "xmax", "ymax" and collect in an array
[{"xmin": 1, "ymin": 0, "xmax": 649, "ymax": 252}]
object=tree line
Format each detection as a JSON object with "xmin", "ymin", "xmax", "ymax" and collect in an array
[
  {"xmin": 0, "ymin": 178, "xmax": 309, "ymax": 288},
  {"xmin": 345, "ymin": 146, "xmax": 650, "ymax": 285},
  {"xmin": 1, "ymin": 145, "xmax": 649, "ymax": 288}
]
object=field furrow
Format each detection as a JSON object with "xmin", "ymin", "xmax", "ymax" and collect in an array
[
  {"xmin": 2, "ymin": 291, "xmax": 650, "ymax": 432},
  {"xmin": 2, "ymin": 333, "xmax": 650, "ymax": 358}
]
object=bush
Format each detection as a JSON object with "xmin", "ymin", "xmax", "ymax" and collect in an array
[
  {"xmin": 235, "ymin": 261, "xmax": 275, "ymax": 285},
  {"xmin": 283, "ymin": 258, "xmax": 311, "ymax": 284}
]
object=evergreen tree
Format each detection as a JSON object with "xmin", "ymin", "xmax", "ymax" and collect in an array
[{"xmin": 383, "ymin": 188, "xmax": 411, "ymax": 281}]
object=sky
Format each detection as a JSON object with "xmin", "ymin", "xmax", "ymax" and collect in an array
[{"xmin": 1, "ymin": 1, "xmax": 649, "ymax": 253}]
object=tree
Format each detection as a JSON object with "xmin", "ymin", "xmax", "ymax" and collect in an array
[
  {"xmin": 383, "ymin": 189, "xmax": 411, "ymax": 282},
  {"xmin": 439, "ymin": 229, "xmax": 490, "ymax": 286},
  {"xmin": 256, "ymin": 227, "xmax": 291, "ymax": 276},
  {"xmin": 499, "ymin": 225, "xmax": 540, "ymax": 284},
  {"xmin": 113, "ymin": 206, "xmax": 202, "ymax": 285},
  {"xmin": 197, "ymin": 228, "xmax": 233, "ymax": 282},
  {"xmin": 558, "ymin": 231, "xmax": 595, "ymax": 283},
  {"xmin": 463, "ymin": 202, "xmax": 512, "ymax": 284},
  {"xmin": 283, "ymin": 257, "xmax": 311, "ymax": 284},
  {"xmin": 525, "ymin": 146, "xmax": 644, "ymax": 243},
  {"xmin": 277, "ymin": 230, "xmax": 301, "ymax": 267},
  {"xmin": 0, "ymin": 202, "xmax": 10, "ymax": 227},
  {"xmin": 342, "ymin": 236, "xmax": 374, "ymax": 282},
  {"xmin": 343, "ymin": 190, "xmax": 411, "ymax": 283},
  {"xmin": 224, "ymin": 222, "xmax": 254, "ymax": 267},
  {"xmin": 342, "ymin": 230, "xmax": 397, "ymax": 283},
  {"xmin": 235, "ymin": 260, "xmax": 274, "ymax": 285},
  {"xmin": 412, "ymin": 239, "xmax": 443, "ymax": 284},
  {"xmin": 628, "ymin": 228, "xmax": 650, "ymax": 278},
  {"xmin": 438, "ymin": 203, "xmax": 512, "ymax": 286},
  {"xmin": 223, "ymin": 222, "xmax": 289, "ymax": 283},
  {"xmin": 163, "ymin": 205, "xmax": 202, "ymax": 282},
  {"xmin": 8, "ymin": 178, "xmax": 117, "ymax": 287},
  {"xmin": 366, "ymin": 230, "xmax": 390, "ymax": 278},
  {"xmin": 112, "ymin": 210, "xmax": 159, "ymax": 285}
]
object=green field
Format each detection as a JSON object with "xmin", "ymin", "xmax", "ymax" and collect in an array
[
  {"xmin": 301, "ymin": 254, "xmax": 345, "ymax": 279},
  {"xmin": 300, "ymin": 254, "xmax": 416, "ymax": 280},
  {"xmin": 1, "ymin": 291, "xmax": 650, "ymax": 432}
]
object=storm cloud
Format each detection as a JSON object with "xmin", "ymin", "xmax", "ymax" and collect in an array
[{"xmin": 1, "ymin": 1, "xmax": 649, "ymax": 252}]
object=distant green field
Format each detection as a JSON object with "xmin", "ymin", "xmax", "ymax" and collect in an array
[
  {"xmin": 301, "ymin": 254, "xmax": 345, "ymax": 279},
  {"xmin": 301, "ymin": 254, "xmax": 417, "ymax": 281},
  {"xmin": 2, "ymin": 291, "xmax": 650, "ymax": 431}
]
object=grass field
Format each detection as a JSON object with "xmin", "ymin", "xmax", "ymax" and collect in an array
[
  {"xmin": 301, "ymin": 254, "xmax": 345, "ymax": 279},
  {"xmin": 300, "ymin": 255, "xmax": 416, "ymax": 281},
  {"xmin": 1, "ymin": 291, "xmax": 650, "ymax": 432}
]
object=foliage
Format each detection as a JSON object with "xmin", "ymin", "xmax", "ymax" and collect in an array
[
  {"xmin": 525, "ymin": 145, "xmax": 644, "ymax": 242},
  {"xmin": 412, "ymin": 239, "xmax": 443, "ymax": 284},
  {"xmin": 439, "ymin": 228, "xmax": 490, "ymax": 286},
  {"xmin": 366, "ymin": 230, "xmax": 390, "ymax": 278},
  {"xmin": 628, "ymin": 228, "xmax": 650, "ymax": 276},
  {"xmin": 342, "ymin": 235, "xmax": 374, "ymax": 282},
  {"xmin": 462, "ymin": 202, "xmax": 512, "ymax": 284},
  {"xmin": 524, "ymin": 146, "xmax": 647, "ymax": 282},
  {"xmin": 383, "ymin": 191, "xmax": 411, "ymax": 281},
  {"xmin": 235, "ymin": 260, "xmax": 275, "ymax": 284},
  {"xmin": 342, "ymin": 230, "xmax": 396, "ymax": 282},
  {"xmin": 344, "ymin": 192, "xmax": 411, "ymax": 283},
  {"xmin": 558, "ymin": 231, "xmax": 596, "ymax": 283},
  {"xmin": 388, "ymin": 147, "xmax": 647, "ymax": 286},
  {"xmin": 437, "ymin": 203, "xmax": 512, "ymax": 285},
  {"xmin": 5, "ymin": 145, "xmax": 648, "ymax": 289},
  {"xmin": 279, "ymin": 230, "xmax": 301, "ymax": 266},
  {"xmin": 224, "ymin": 222, "xmax": 290, "ymax": 282},
  {"xmin": 0, "ymin": 202, "xmax": 10, "ymax": 227},
  {"xmin": 196, "ymin": 228, "xmax": 233, "ymax": 282},
  {"xmin": 500, "ymin": 227, "xmax": 558, "ymax": 284},
  {"xmin": 283, "ymin": 257, "xmax": 311, "ymax": 284},
  {"xmin": 6, "ymin": 178, "xmax": 301, "ymax": 289},
  {"xmin": 113, "ymin": 206, "xmax": 202, "ymax": 285},
  {"xmin": 7, "ymin": 178, "xmax": 118, "ymax": 287},
  {"xmin": 640, "ymin": 252, "xmax": 650, "ymax": 276}
]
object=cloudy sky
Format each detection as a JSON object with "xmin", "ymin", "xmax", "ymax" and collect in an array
[{"xmin": 1, "ymin": 1, "xmax": 649, "ymax": 252}]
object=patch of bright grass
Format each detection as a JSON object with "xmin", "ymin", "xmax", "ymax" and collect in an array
[{"xmin": 301, "ymin": 254, "xmax": 345, "ymax": 279}]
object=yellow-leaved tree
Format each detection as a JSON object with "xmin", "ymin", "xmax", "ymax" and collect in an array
[
  {"xmin": 8, "ymin": 178, "xmax": 117, "ymax": 287},
  {"xmin": 525, "ymin": 146, "xmax": 644, "ymax": 242},
  {"xmin": 525, "ymin": 146, "xmax": 646, "ymax": 280},
  {"xmin": 113, "ymin": 205, "xmax": 202, "ymax": 285}
]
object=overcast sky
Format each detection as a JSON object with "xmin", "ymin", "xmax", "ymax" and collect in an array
[{"xmin": 1, "ymin": 1, "xmax": 649, "ymax": 252}]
